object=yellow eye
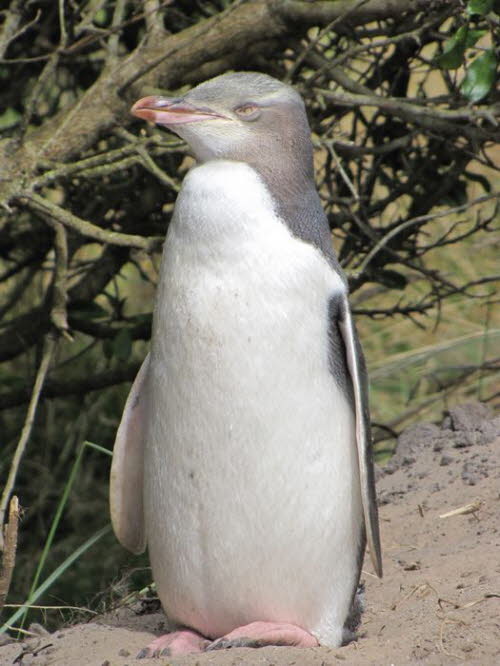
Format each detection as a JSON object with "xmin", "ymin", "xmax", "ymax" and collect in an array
[{"xmin": 234, "ymin": 104, "xmax": 260, "ymax": 119}]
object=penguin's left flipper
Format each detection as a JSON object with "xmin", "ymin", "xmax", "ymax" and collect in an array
[
  {"xmin": 337, "ymin": 294, "xmax": 383, "ymax": 578},
  {"xmin": 109, "ymin": 353, "xmax": 150, "ymax": 555}
]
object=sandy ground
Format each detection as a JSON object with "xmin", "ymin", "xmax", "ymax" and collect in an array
[{"xmin": 1, "ymin": 401, "xmax": 499, "ymax": 665}]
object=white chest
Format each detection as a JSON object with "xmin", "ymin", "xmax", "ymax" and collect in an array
[
  {"xmin": 145, "ymin": 161, "xmax": 362, "ymax": 646},
  {"xmin": 152, "ymin": 161, "xmax": 345, "ymax": 366}
]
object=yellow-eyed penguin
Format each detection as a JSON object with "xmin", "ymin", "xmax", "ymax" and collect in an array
[{"xmin": 110, "ymin": 72, "xmax": 382, "ymax": 658}]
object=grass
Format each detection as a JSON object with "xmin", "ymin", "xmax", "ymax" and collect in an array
[
  {"xmin": 0, "ymin": 441, "xmax": 113, "ymax": 635},
  {"xmin": 1, "ymin": 526, "xmax": 111, "ymax": 634},
  {"xmin": 358, "ymin": 211, "xmax": 499, "ymax": 438}
]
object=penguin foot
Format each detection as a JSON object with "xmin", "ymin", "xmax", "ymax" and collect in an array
[
  {"xmin": 137, "ymin": 629, "xmax": 209, "ymax": 658},
  {"xmin": 206, "ymin": 621, "xmax": 319, "ymax": 650}
]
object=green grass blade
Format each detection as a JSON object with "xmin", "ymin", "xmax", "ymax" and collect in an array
[
  {"xmin": 21, "ymin": 442, "xmax": 86, "ymax": 626},
  {"xmin": 19, "ymin": 439, "xmax": 111, "ymax": 629},
  {"xmin": 83, "ymin": 440, "xmax": 113, "ymax": 456},
  {"xmin": 0, "ymin": 525, "xmax": 111, "ymax": 634},
  {"xmin": 370, "ymin": 328, "xmax": 500, "ymax": 379}
]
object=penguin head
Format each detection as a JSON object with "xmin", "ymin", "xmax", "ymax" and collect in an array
[{"xmin": 131, "ymin": 72, "xmax": 314, "ymax": 175}]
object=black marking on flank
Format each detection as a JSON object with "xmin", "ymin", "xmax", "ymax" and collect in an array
[{"xmin": 327, "ymin": 294, "xmax": 353, "ymax": 404}]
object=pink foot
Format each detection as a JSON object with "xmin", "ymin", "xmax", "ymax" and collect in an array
[
  {"xmin": 137, "ymin": 629, "xmax": 209, "ymax": 658},
  {"xmin": 206, "ymin": 621, "xmax": 319, "ymax": 650}
]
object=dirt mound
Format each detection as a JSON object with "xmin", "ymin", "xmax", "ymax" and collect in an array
[{"xmin": 2, "ymin": 402, "xmax": 499, "ymax": 665}]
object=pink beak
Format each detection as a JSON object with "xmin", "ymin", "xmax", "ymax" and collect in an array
[{"xmin": 131, "ymin": 96, "xmax": 226, "ymax": 125}]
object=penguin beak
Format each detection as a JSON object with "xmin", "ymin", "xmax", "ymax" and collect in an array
[{"xmin": 131, "ymin": 96, "xmax": 228, "ymax": 126}]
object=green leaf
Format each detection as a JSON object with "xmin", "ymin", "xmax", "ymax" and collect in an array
[
  {"xmin": 436, "ymin": 26, "xmax": 468, "ymax": 69},
  {"xmin": 461, "ymin": 49, "xmax": 497, "ymax": 102},
  {"xmin": 93, "ymin": 9, "xmax": 108, "ymax": 25},
  {"xmin": 464, "ymin": 29, "xmax": 487, "ymax": 48},
  {"xmin": 0, "ymin": 107, "xmax": 22, "ymax": 130},
  {"xmin": 467, "ymin": 0, "xmax": 494, "ymax": 15},
  {"xmin": 112, "ymin": 328, "xmax": 132, "ymax": 360}
]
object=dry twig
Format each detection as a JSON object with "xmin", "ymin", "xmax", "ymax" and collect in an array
[{"xmin": 0, "ymin": 496, "xmax": 20, "ymax": 614}]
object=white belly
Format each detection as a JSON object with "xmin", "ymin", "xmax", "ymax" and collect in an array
[{"xmin": 144, "ymin": 161, "xmax": 363, "ymax": 646}]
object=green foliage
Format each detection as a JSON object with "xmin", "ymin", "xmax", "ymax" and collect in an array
[
  {"xmin": 461, "ymin": 49, "xmax": 498, "ymax": 101},
  {"xmin": 93, "ymin": 9, "xmax": 109, "ymax": 26},
  {"xmin": 435, "ymin": 0, "xmax": 498, "ymax": 101},
  {"xmin": 0, "ymin": 108, "xmax": 21, "ymax": 130},
  {"xmin": 1, "ymin": 526, "xmax": 111, "ymax": 634},
  {"xmin": 435, "ymin": 27, "xmax": 486, "ymax": 69},
  {"xmin": 467, "ymin": 0, "xmax": 494, "ymax": 15}
]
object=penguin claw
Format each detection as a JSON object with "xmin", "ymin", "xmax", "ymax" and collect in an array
[
  {"xmin": 137, "ymin": 646, "xmax": 170, "ymax": 659},
  {"xmin": 137, "ymin": 629, "xmax": 208, "ymax": 658},
  {"xmin": 207, "ymin": 637, "xmax": 264, "ymax": 650}
]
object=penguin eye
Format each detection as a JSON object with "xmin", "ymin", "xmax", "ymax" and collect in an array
[{"xmin": 234, "ymin": 104, "xmax": 260, "ymax": 121}]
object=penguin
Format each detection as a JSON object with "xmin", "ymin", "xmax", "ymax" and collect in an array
[{"xmin": 110, "ymin": 72, "xmax": 382, "ymax": 658}]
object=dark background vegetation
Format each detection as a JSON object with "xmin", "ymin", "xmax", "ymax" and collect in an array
[{"xmin": 0, "ymin": 0, "xmax": 499, "ymax": 633}]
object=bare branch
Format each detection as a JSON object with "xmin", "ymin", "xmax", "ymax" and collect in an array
[
  {"xmin": 277, "ymin": 0, "xmax": 461, "ymax": 27},
  {"xmin": 45, "ymin": 221, "xmax": 72, "ymax": 339},
  {"xmin": 0, "ymin": 496, "xmax": 19, "ymax": 610},
  {"xmin": 143, "ymin": 0, "xmax": 165, "ymax": 36},
  {"xmin": 0, "ymin": 360, "xmax": 142, "ymax": 411},
  {"xmin": 0, "ymin": 335, "xmax": 56, "ymax": 545},
  {"xmin": 108, "ymin": 0, "xmax": 128, "ymax": 58},
  {"xmin": 317, "ymin": 88, "xmax": 499, "ymax": 137},
  {"xmin": 356, "ymin": 193, "xmax": 500, "ymax": 277},
  {"xmin": 33, "ymin": 135, "xmax": 182, "ymax": 188},
  {"xmin": 0, "ymin": 0, "xmax": 36, "ymax": 59},
  {"xmin": 20, "ymin": 193, "xmax": 162, "ymax": 251}
]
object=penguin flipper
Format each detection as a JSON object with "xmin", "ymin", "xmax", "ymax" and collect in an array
[
  {"xmin": 337, "ymin": 295, "xmax": 383, "ymax": 578},
  {"xmin": 109, "ymin": 353, "xmax": 150, "ymax": 554}
]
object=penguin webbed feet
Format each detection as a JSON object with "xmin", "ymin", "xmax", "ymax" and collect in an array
[
  {"xmin": 206, "ymin": 621, "xmax": 319, "ymax": 650},
  {"xmin": 137, "ymin": 621, "xmax": 319, "ymax": 657},
  {"xmin": 136, "ymin": 629, "xmax": 208, "ymax": 658}
]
